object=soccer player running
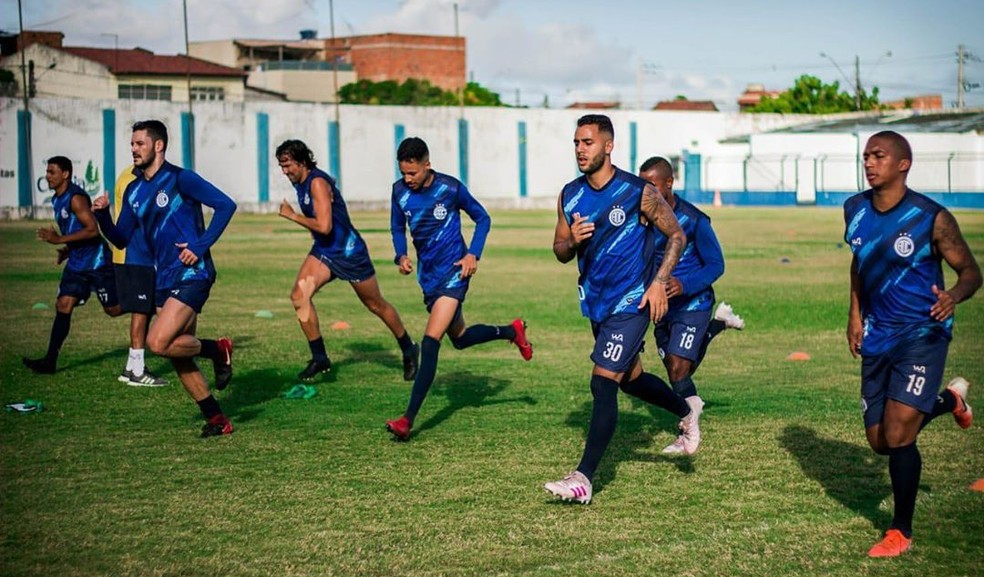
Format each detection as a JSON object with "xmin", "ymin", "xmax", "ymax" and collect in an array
[
  {"xmin": 23, "ymin": 156, "xmax": 123, "ymax": 373},
  {"xmin": 845, "ymin": 130, "xmax": 979, "ymax": 557},
  {"xmin": 110, "ymin": 165, "xmax": 168, "ymax": 387},
  {"xmin": 93, "ymin": 120, "xmax": 238, "ymax": 438},
  {"xmin": 544, "ymin": 115, "xmax": 694, "ymax": 505},
  {"xmin": 385, "ymin": 137, "xmax": 532, "ymax": 441},
  {"xmin": 638, "ymin": 156, "xmax": 745, "ymax": 455},
  {"xmin": 276, "ymin": 139, "xmax": 419, "ymax": 382}
]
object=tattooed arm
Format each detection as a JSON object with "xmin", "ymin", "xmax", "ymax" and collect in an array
[
  {"xmin": 638, "ymin": 183, "xmax": 686, "ymax": 321},
  {"xmin": 930, "ymin": 209, "xmax": 982, "ymax": 321}
]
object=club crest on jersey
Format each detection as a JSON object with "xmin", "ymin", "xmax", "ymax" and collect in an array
[
  {"xmin": 433, "ymin": 203, "xmax": 448, "ymax": 221},
  {"xmin": 894, "ymin": 233, "xmax": 914, "ymax": 258},
  {"xmin": 608, "ymin": 205, "xmax": 626, "ymax": 226},
  {"xmin": 60, "ymin": 208, "xmax": 69, "ymax": 219},
  {"xmin": 303, "ymin": 193, "xmax": 311, "ymax": 206},
  {"xmin": 156, "ymin": 191, "xmax": 170, "ymax": 208}
]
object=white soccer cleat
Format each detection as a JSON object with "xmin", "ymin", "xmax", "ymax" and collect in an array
[
  {"xmin": 714, "ymin": 302, "xmax": 745, "ymax": 330},
  {"xmin": 664, "ymin": 396, "xmax": 704, "ymax": 455},
  {"xmin": 544, "ymin": 471, "xmax": 592, "ymax": 504}
]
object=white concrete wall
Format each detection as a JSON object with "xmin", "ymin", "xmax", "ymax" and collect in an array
[{"xmin": 1, "ymin": 97, "xmax": 981, "ymax": 212}]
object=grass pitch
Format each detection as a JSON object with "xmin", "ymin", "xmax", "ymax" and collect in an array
[{"xmin": 1, "ymin": 207, "xmax": 981, "ymax": 577}]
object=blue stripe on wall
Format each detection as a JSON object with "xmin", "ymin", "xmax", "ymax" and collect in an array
[
  {"xmin": 629, "ymin": 121, "xmax": 637, "ymax": 174},
  {"xmin": 458, "ymin": 118, "xmax": 469, "ymax": 186},
  {"xmin": 102, "ymin": 109, "xmax": 115, "ymax": 205},
  {"xmin": 257, "ymin": 112, "xmax": 269, "ymax": 203},
  {"xmin": 17, "ymin": 110, "xmax": 32, "ymax": 208},
  {"xmin": 393, "ymin": 124, "xmax": 405, "ymax": 181},
  {"xmin": 181, "ymin": 112, "xmax": 195, "ymax": 171},
  {"xmin": 518, "ymin": 121, "xmax": 528, "ymax": 198},
  {"xmin": 328, "ymin": 120, "xmax": 341, "ymax": 186}
]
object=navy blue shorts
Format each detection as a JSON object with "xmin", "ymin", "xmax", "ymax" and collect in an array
[
  {"xmin": 590, "ymin": 313, "xmax": 650, "ymax": 374},
  {"xmin": 156, "ymin": 279, "xmax": 213, "ymax": 314},
  {"xmin": 310, "ymin": 247, "xmax": 376, "ymax": 284},
  {"xmin": 424, "ymin": 285, "xmax": 468, "ymax": 312},
  {"xmin": 59, "ymin": 266, "xmax": 118, "ymax": 308},
  {"xmin": 115, "ymin": 264, "xmax": 156, "ymax": 314},
  {"xmin": 654, "ymin": 308, "xmax": 713, "ymax": 363},
  {"xmin": 860, "ymin": 332, "xmax": 949, "ymax": 428}
]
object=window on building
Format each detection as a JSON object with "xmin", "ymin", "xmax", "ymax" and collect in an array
[
  {"xmin": 118, "ymin": 84, "xmax": 172, "ymax": 101},
  {"xmin": 191, "ymin": 86, "xmax": 225, "ymax": 101}
]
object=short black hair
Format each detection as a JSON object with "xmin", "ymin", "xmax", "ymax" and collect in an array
[
  {"xmin": 576, "ymin": 114, "xmax": 614, "ymax": 139},
  {"xmin": 276, "ymin": 139, "xmax": 317, "ymax": 169},
  {"xmin": 132, "ymin": 120, "xmax": 169, "ymax": 151},
  {"xmin": 397, "ymin": 137, "xmax": 429, "ymax": 163},
  {"xmin": 639, "ymin": 156, "xmax": 673, "ymax": 178},
  {"xmin": 47, "ymin": 155, "xmax": 72, "ymax": 176},
  {"xmin": 870, "ymin": 130, "xmax": 913, "ymax": 164}
]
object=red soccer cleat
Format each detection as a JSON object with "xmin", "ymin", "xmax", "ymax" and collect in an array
[
  {"xmin": 867, "ymin": 529, "xmax": 911, "ymax": 558},
  {"xmin": 386, "ymin": 416, "xmax": 411, "ymax": 441},
  {"xmin": 510, "ymin": 319, "xmax": 533, "ymax": 361}
]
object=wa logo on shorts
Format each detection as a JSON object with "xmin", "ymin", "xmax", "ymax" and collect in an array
[
  {"xmin": 894, "ymin": 233, "xmax": 914, "ymax": 258},
  {"xmin": 156, "ymin": 191, "xmax": 170, "ymax": 208},
  {"xmin": 608, "ymin": 205, "xmax": 626, "ymax": 227},
  {"xmin": 433, "ymin": 203, "xmax": 448, "ymax": 221}
]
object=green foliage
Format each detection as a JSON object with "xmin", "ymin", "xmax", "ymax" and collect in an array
[
  {"xmin": 1, "ymin": 209, "xmax": 982, "ymax": 576},
  {"xmin": 0, "ymin": 68, "xmax": 17, "ymax": 97},
  {"xmin": 339, "ymin": 78, "xmax": 505, "ymax": 107},
  {"xmin": 747, "ymin": 74, "xmax": 882, "ymax": 114}
]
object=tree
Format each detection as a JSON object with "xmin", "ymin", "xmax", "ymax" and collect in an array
[
  {"xmin": 339, "ymin": 78, "xmax": 505, "ymax": 107},
  {"xmin": 746, "ymin": 74, "xmax": 881, "ymax": 114},
  {"xmin": 0, "ymin": 68, "xmax": 16, "ymax": 97}
]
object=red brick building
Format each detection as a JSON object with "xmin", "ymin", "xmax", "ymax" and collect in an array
[{"xmin": 325, "ymin": 33, "xmax": 465, "ymax": 92}]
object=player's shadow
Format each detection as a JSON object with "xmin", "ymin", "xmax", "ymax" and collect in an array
[
  {"xmin": 57, "ymin": 346, "xmax": 132, "ymax": 372},
  {"xmin": 563, "ymin": 397, "xmax": 695, "ymax": 497},
  {"xmin": 412, "ymin": 371, "xmax": 536, "ymax": 436},
  {"xmin": 210, "ymin": 367, "xmax": 287, "ymax": 424},
  {"xmin": 780, "ymin": 425, "xmax": 891, "ymax": 530},
  {"xmin": 338, "ymin": 341, "xmax": 403, "ymax": 375}
]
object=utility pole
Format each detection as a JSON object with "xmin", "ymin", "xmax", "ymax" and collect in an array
[
  {"xmin": 854, "ymin": 54, "xmax": 862, "ymax": 111},
  {"xmin": 957, "ymin": 44, "xmax": 965, "ymax": 110},
  {"xmin": 182, "ymin": 0, "xmax": 194, "ymax": 169},
  {"xmin": 454, "ymin": 2, "xmax": 463, "ymax": 118}
]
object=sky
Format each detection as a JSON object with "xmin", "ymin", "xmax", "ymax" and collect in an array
[{"xmin": 4, "ymin": 0, "xmax": 983, "ymax": 110}]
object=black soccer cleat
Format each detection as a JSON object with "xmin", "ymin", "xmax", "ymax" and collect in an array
[
  {"xmin": 402, "ymin": 342, "xmax": 420, "ymax": 382},
  {"xmin": 299, "ymin": 357, "xmax": 332, "ymax": 382},
  {"xmin": 201, "ymin": 415, "xmax": 234, "ymax": 438},
  {"xmin": 22, "ymin": 356, "xmax": 56, "ymax": 375},
  {"xmin": 213, "ymin": 337, "xmax": 233, "ymax": 391}
]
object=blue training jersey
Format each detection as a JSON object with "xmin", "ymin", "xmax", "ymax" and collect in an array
[
  {"xmin": 53, "ymin": 182, "xmax": 111, "ymax": 272},
  {"xmin": 561, "ymin": 167, "xmax": 656, "ymax": 323},
  {"xmin": 96, "ymin": 161, "xmax": 237, "ymax": 291},
  {"xmin": 844, "ymin": 188, "xmax": 951, "ymax": 356},
  {"xmin": 655, "ymin": 195, "xmax": 723, "ymax": 314},
  {"xmin": 295, "ymin": 167, "xmax": 368, "ymax": 260},
  {"xmin": 390, "ymin": 171, "xmax": 491, "ymax": 297},
  {"xmin": 115, "ymin": 168, "xmax": 154, "ymax": 267}
]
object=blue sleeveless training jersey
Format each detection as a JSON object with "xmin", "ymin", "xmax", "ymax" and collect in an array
[
  {"xmin": 561, "ymin": 167, "xmax": 656, "ymax": 323},
  {"xmin": 53, "ymin": 182, "xmax": 111, "ymax": 272},
  {"xmin": 390, "ymin": 171, "xmax": 491, "ymax": 297},
  {"xmin": 655, "ymin": 195, "xmax": 721, "ymax": 313},
  {"xmin": 844, "ymin": 188, "xmax": 951, "ymax": 356},
  {"xmin": 294, "ymin": 168, "xmax": 368, "ymax": 260},
  {"xmin": 96, "ymin": 162, "xmax": 237, "ymax": 291}
]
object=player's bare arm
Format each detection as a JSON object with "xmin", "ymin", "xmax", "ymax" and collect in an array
[
  {"xmin": 553, "ymin": 194, "xmax": 594, "ymax": 263},
  {"xmin": 847, "ymin": 256, "xmax": 864, "ymax": 358},
  {"xmin": 281, "ymin": 178, "xmax": 334, "ymax": 235},
  {"xmin": 39, "ymin": 194, "xmax": 100, "ymax": 245},
  {"xmin": 929, "ymin": 209, "xmax": 982, "ymax": 321},
  {"xmin": 641, "ymin": 183, "xmax": 685, "ymax": 282}
]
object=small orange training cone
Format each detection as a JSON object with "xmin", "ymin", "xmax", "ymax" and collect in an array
[
  {"xmin": 786, "ymin": 351, "xmax": 811, "ymax": 361},
  {"xmin": 970, "ymin": 479, "xmax": 984, "ymax": 492},
  {"xmin": 331, "ymin": 321, "xmax": 351, "ymax": 330}
]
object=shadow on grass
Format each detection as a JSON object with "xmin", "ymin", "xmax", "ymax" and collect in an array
[
  {"xmin": 563, "ymin": 396, "xmax": 695, "ymax": 496},
  {"xmin": 339, "ymin": 340, "xmax": 403, "ymax": 374},
  {"xmin": 412, "ymin": 371, "xmax": 536, "ymax": 436},
  {"xmin": 56, "ymin": 346, "xmax": 131, "ymax": 373},
  {"xmin": 213, "ymin": 367, "xmax": 292, "ymax": 424},
  {"xmin": 780, "ymin": 424, "xmax": 891, "ymax": 530}
]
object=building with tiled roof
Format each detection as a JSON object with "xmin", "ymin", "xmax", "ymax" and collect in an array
[{"xmin": 0, "ymin": 30, "xmax": 246, "ymax": 102}]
